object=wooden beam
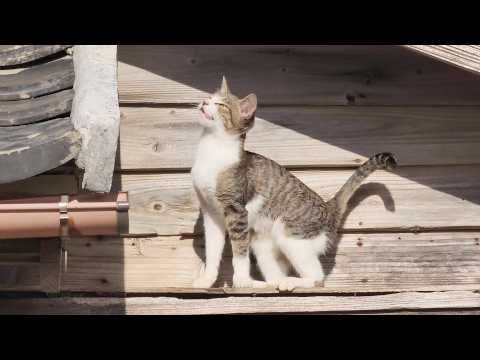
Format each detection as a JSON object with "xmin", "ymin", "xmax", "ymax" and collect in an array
[
  {"xmin": 1, "ymin": 291, "xmax": 479, "ymax": 314},
  {"xmin": 71, "ymin": 45, "xmax": 121, "ymax": 193},
  {"xmin": 404, "ymin": 45, "xmax": 480, "ymax": 76}
]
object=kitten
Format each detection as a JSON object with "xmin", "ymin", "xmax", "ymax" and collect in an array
[{"xmin": 191, "ymin": 77, "xmax": 397, "ymax": 290}]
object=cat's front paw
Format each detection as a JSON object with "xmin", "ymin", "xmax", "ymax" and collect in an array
[
  {"xmin": 192, "ymin": 273, "xmax": 217, "ymax": 288},
  {"xmin": 232, "ymin": 276, "xmax": 268, "ymax": 289},
  {"xmin": 275, "ymin": 277, "xmax": 317, "ymax": 292},
  {"xmin": 277, "ymin": 277, "xmax": 302, "ymax": 291}
]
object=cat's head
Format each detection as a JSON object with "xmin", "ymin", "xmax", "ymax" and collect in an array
[{"xmin": 198, "ymin": 76, "xmax": 257, "ymax": 136}]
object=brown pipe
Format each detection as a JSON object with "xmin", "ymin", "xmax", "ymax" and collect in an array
[{"xmin": 0, "ymin": 192, "xmax": 129, "ymax": 239}]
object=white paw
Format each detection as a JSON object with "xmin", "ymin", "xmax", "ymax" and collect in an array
[
  {"xmin": 277, "ymin": 277, "xmax": 301, "ymax": 291},
  {"xmin": 233, "ymin": 276, "xmax": 268, "ymax": 289},
  {"xmin": 192, "ymin": 273, "xmax": 217, "ymax": 288},
  {"xmin": 266, "ymin": 278, "xmax": 282, "ymax": 289},
  {"xmin": 275, "ymin": 277, "xmax": 317, "ymax": 292}
]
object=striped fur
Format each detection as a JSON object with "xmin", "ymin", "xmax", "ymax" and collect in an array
[{"xmin": 332, "ymin": 152, "xmax": 398, "ymax": 216}]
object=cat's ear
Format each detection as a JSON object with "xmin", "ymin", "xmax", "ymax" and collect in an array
[
  {"xmin": 239, "ymin": 94, "xmax": 257, "ymax": 119},
  {"xmin": 220, "ymin": 76, "xmax": 230, "ymax": 96}
]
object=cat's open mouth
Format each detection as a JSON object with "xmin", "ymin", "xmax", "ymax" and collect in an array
[{"xmin": 200, "ymin": 105, "xmax": 214, "ymax": 121}]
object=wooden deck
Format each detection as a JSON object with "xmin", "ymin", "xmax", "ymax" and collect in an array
[
  {"xmin": 405, "ymin": 45, "xmax": 480, "ymax": 76},
  {"xmin": 1, "ymin": 45, "xmax": 480, "ymax": 314}
]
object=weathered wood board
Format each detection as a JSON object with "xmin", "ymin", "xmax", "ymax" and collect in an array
[
  {"xmin": 118, "ymin": 45, "xmax": 480, "ymax": 105},
  {"xmin": 0, "ymin": 175, "xmax": 78, "ymax": 199},
  {"xmin": 116, "ymin": 166, "xmax": 480, "ymax": 235},
  {"xmin": 0, "ymin": 57, "xmax": 74, "ymax": 100},
  {"xmin": 119, "ymin": 106, "xmax": 480, "ymax": 170},
  {"xmin": 0, "ymin": 238, "xmax": 62, "ymax": 293},
  {"xmin": 405, "ymin": 45, "xmax": 480, "ymax": 76},
  {"xmin": 0, "ymin": 89, "xmax": 73, "ymax": 126},
  {"xmin": 0, "ymin": 117, "xmax": 80, "ymax": 184},
  {"xmin": 39, "ymin": 238, "xmax": 63, "ymax": 293},
  {"xmin": 0, "ymin": 45, "xmax": 72, "ymax": 67},
  {"xmin": 61, "ymin": 232, "xmax": 480, "ymax": 293},
  {"xmin": 0, "ymin": 239, "xmax": 40, "ymax": 292},
  {"xmin": 2, "ymin": 291, "xmax": 480, "ymax": 315}
]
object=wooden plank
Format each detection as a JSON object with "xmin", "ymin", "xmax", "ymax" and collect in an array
[
  {"xmin": 117, "ymin": 166, "xmax": 480, "ymax": 235},
  {"xmin": 0, "ymin": 239, "xmax": 39, "ymax": 251},
  {"xmin": 0, "ymin": 45, "xmax": 72, "ymax": 67},
  {"xmin": 0, "ymin": 89, "xmax": 73, "ymax": 126},
  {"xmin": 0, "ymin": 57, "xmax": 74, "ymax": 100},
  {"xmin": 359, "ymin": 310, "xmax": 480, "ymax": 315},
  {"xmin": 0, "ymin": 237, "xmax": 65, "ymax": 293},
  {"xmin": 0, "ymin": 265, "xmax": 40, "ymax": 291},
  {"xmin": 61, "ymin": 232, "xmax": 480, "ymax": 293},
  {"xmin": 0, "ymin": 175, "xmax": 78, "ymax": 199},
  {"xmin": 117, "ymin": 45, "xmax": 480, "ymax": 105},
  {"xmin": 0, "ymin": 239, "xmax": 41, "ymax": 292},
  {"xmin": 0, "ymin": 117, "xmax": 81, "ymax": 184},
  {"xmin": 119, "ymin": 106, "xmax": 480, "ymax": 170},
  {"xmin": 39, "ymin": 239, "xmax": 62, "ymax": 294},
  {"xmin": 405, "ymin": 45, "xmax": 480, "ymax": 76},
  {"xmin": 2, "ymin": 291, "xmax": 479, "ymax": 314}
]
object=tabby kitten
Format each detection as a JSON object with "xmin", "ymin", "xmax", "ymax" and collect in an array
[{"xmin": 191, "ymin": 77, "xmax": 397, "ymax": 290}]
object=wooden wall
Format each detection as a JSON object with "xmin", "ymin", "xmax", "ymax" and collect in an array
[{"xmin": 2, "ymin": 45, "xmax": 480, "ymax": 313}]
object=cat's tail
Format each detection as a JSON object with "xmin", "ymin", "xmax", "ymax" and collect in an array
[{"xmin": 330, "ymin": 152, "xmax": 397, "ymax": 217}]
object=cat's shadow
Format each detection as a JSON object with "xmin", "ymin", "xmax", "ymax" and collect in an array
[{"xmin": 191, "ymin": 181, "xmax": 395, "ymax": 287}]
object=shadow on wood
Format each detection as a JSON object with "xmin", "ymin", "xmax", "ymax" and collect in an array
[{"xmin": 117, "ymin": 45, "xmax": 480, "ymax": 212}]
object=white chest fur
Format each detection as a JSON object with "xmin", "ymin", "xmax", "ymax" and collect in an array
[{"xmin": 191, "ymin": 132, "xmax": 241, "ymax": 211}]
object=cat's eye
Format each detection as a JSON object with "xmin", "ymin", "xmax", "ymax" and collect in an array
[{"xmin": 215, "ymin": 102, "xmax": 230, "ymax": 110}]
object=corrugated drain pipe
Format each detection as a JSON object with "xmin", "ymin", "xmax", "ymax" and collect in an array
[{"xmin": 0, "ymin": 192, "xmax": 128, "ymax": 239}]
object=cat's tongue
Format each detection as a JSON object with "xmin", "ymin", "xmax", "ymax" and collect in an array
[{"xmin": 201, "ymin": 106, "xmax": 214, "ymax": 120}]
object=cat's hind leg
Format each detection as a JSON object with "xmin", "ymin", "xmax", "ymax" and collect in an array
[
  {"xmin": 251, "ymin": 234, "xmax": 289, "ymax": 288},
  {"xmin": 275, "ymin": 234, "xmax": 327, "ymax": 291}
]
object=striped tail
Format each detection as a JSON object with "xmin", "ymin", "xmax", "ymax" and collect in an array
[{"xmin": 331, "ymin": 152, "xmax": 397, "ymax": 216}]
